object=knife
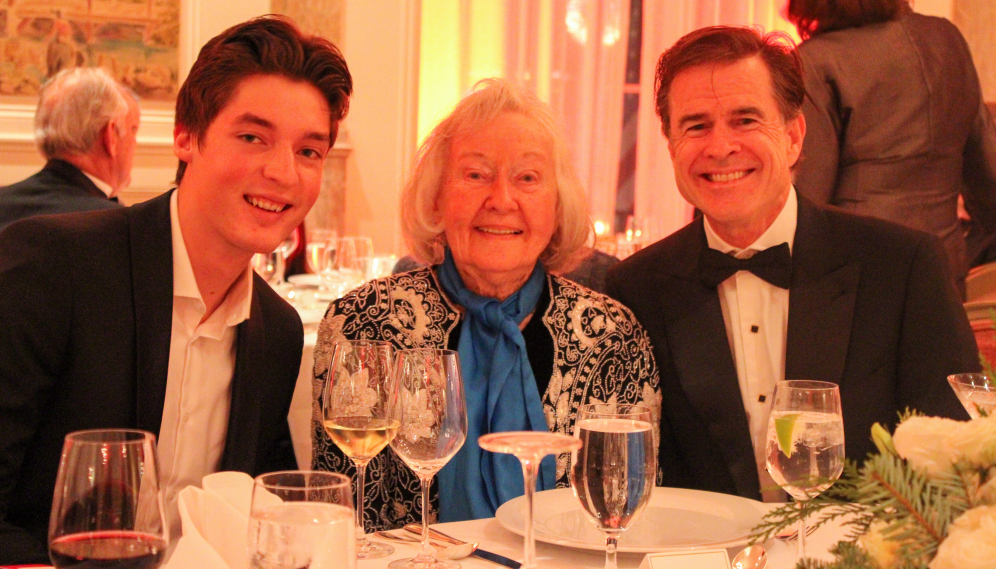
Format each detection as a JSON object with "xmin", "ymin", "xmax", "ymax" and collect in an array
[{"xmin": 404, "ymin": 523, "xmax": 522, "ymax": 568}]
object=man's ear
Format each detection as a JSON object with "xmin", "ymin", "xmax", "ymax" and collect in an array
[
  {"xmin": 173, "ymin": 125, "xmax": 194, "ymax": 162},
  {"xmin": 102, "ymin": 120, "xmax": 119, "ymax": 159}
]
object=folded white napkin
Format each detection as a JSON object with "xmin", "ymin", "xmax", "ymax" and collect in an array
[{"xmin": 163, "ymin": 471, "xmax": 254, "ymax": 569}]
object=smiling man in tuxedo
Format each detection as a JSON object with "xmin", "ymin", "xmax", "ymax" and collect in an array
[
  {"xmin": 0, "ymin": 16, "xmax": 352, "ymax": 563},
  {"xmin": 607, "ymin": 26, "xmax": 977, "ymax": 502}
]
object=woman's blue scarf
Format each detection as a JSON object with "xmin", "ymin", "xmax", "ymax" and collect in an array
[{"xmin": 435, "ymin": 248, "xmax": 555, "ymax": 521}]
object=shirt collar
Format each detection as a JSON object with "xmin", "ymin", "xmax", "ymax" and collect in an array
[
  {"xmin": 704, "ymin": 186, "xmax": 798, "ymax": 255},
  {"xmin": 170, "ymin": 191, "xmax": 253, "ymax": 330},
  {"xmin": 82, "ymin": 171, "xmax": 114, "ymax": 198}
]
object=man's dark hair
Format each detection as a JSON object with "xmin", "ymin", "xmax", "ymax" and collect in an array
[
  {"xmin": 788, "ymin": 0, "xmax": 911, "ymax": 40},
  {"xmin": 174, "ymin": 15, "xmax": 352, "ymax": 183},
  {"xmin": 654, "ymin": 26, "xmax": 804, "ymax": 137}
]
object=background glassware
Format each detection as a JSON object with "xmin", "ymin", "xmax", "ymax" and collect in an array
[
  {"xmin": 251, "ymin": 251, "xmax": 279, "ymax": 284},
  {"xmin": 388, "ymin": 349, "xmax": 467, "ymax": 569},
  {"xmin": 479, "ymin": 431, "xmax": 582, "ymax": 569},
  {"xmin": 305, "ymin": 228, "xmax": 338, "ymax": 275},
  {"xmin": 322, "ymin": 340, "xmax": 397, "ymax": 560},
  {"xmin": 248, "ymin": 471, "xmax": 355, "ymax": 569},
  {"xmin": 765, "ymin": 380, "xmax": 844, "ymax": 561},
  {"xmin": 947, "ymin": 373, "xmax": 996, "ymax": 419},
  {"xmin": 269, "ymin": 228, "xmax": 301, "ymax": 289},
  {"xmin": 49, "ymin": 429, "xmax": 167, "ymax": 569},
  {"xmin": 570, "ymin": 403, "xmax": 656, "ymax": 569}
]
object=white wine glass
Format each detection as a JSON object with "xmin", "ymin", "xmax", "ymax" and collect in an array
[
  {"xmin": 48, "ymin": 429, "xmax": 167, "ymax": 569},
  {"xmin": 322, "ymin": 340, "xmax": 398, "ymax": 559},
  {"xmin": 305, "ymin": 229, "xmax": 337, "ymax": 275},
  {"xmin": 765, "ymin": 380, "xmax": 844, "ymax": 561},
  {"xmin": 389, "ymin": 349, "xmax": 467, "ymax": 569},
  {"xmin": 248, "ymin": 471, "xmax": 355, "ymax": 569},
  {"xmin": 479, "ymin": 431, "xmax": 581, "ymax": 569},
  {"xmin": 570, "ymin": 404, "xmax": 656, "ymax": 569}
]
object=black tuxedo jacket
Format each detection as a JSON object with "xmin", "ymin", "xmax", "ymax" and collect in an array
[
  {"xmin": 0, "ymin": 159, "xmax": 121, "ymax": 232},
  {"xmin": 607, "ymin": 197, "xmax": 977, "ymax": 500},
  {"xmin": 0, "ymin": 191, "xmax": 302, "ymax": 563}
]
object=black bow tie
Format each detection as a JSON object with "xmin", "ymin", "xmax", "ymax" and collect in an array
[
  {"xmin": 108, "ymin": 197, "xmax": 119, "ymax": 203},
  {"xmin": 698, "ymin": 242, "xmax": 792, "ymax": 289}
]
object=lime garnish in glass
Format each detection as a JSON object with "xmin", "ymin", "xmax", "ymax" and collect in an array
[{"xmin": 775, "ymin": 413, "xmax": 801, "ymax": 457}]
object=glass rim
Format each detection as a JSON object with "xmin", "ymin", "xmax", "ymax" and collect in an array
[
  {"xmin": 333, "ymin": 339, "xmax": 393, "ymax": 347},
  {"xmin": 948, "ymin": 373, "xmax": 991, "ymax": 383},
  {"xmin": 253, "ymin": 470, "xmax": 352, "ymax": 491},
  {"xmin": 64, "ymin": 429, "xmax": 156, "ymax": 444},
  {"xmin": 776, "ymin": 380, "xmax": 839, "ymax": 391},
  {"xmin": 578, "ymin": 402, "xmax": 654, "ymax": 416},
  {"xmin": 394, "ymin": 348, "xmax": 458, "ymax": 356}
]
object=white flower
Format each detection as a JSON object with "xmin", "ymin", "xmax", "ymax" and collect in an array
[
  {"xmin": 858, "ymin": 522, "xmax": 900, "ymax": 569},
  {"xmin": 948, "ymin": 415, "xmax": 996, "ymax": 468},
  {"xmin": 930, "ymin": 505, "xmax": 996, "ymax": 569},
  {"xmin": 892, "ymin": 416, "xmax": 961, "ymax": 478}
]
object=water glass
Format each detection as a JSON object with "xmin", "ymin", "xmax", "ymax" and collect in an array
[{"xmin": 248, "ymin": 471, "xmax": 355, "ymax": 569}]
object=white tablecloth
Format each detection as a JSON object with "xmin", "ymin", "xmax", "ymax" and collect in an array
[{"xmin": 359, "ymin": 512, "xmax": 846, "ymax": 569}]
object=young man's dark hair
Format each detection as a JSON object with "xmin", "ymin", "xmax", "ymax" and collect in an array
[{"xmin": 174, "ymin": 15, "xmax": 352, "ymax": 183}]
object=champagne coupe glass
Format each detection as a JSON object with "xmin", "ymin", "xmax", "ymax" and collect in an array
[
  {"xmin": 248, "ymin": 471, "xmax": 355, "ymax": 569},
  {"xmin": 947, "ymin": 373, "xmax": 996, "ymax": 419},
  {"xmin": 765, "ymin": 380, "xmax": 844, "ymax": 561},
  {"xmin": 322, "ymin": 339, "xmax": 397, "ymax": 559},
  {"xmin": 49, "ymin": 429, "xmax": 167, "ymax": 569},
  {"xmin": 570, "ymin": 403, "xmax": 656, "ymax": 569},
  {"xmin": 479, "ymin": 431, "xmax": 582, "ymax": 569},
  {"xmin": 388, "ymin": 349, "xmax": 467, "ymax": 569}
]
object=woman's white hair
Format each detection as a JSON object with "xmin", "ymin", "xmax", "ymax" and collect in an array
[
  {"xmin": 34, "ymin": 67, "xmax": 133, "ymax": 160},
  {"xmin": 400, "ymin": 78, "xmax": 593, "ymax": 273}
]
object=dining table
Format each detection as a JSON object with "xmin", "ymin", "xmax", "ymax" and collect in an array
[{"xmin": 359, "ymin": 510, "xmax": 848, "ymax": 569}]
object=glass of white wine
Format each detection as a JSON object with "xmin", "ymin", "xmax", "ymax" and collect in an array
[
  {"xmin": 388, "ymin": 349, "xmax": 467, "ymax": 569},
  {"xmin": 765, "ymin": 380, "xmax": 844, "ymax": 561},
  {"xmin": 322, "ymin": 339, "xmax": 398, "ymax": 559},
  {"xmin": 479, "ymin": 431, "xmax": 582, "ymax": 569},
  {"xmin": 570, "ymin": 404, "xmax": 656, "ymax": 569},
  {"xmin": 248, "ymin": 471, "xmax": 355, "ymax": 569}
]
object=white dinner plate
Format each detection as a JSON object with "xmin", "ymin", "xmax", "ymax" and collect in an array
[
  {"xmin": 288, "ymin": 274, "xmax": 322, "ymax": 287},
  {"xmin": 495, "ymin": 487, "xmax": 766, "ymax": 554}
]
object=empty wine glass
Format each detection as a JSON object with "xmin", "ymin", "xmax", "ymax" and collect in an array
[
  {"xmin": 479, "ymin": 431, "xmax": 581, "ymax": 569},
  {"xmin": 248, "ymin": 471, "xmax": 355, "ymax": 569},
  {"xmin": 321, "ymin": 340, "xmax": 397, "ymax": 559},
  {"xmin": 570, "ymin": 403, "xmax": 656, "ymax": 569},
  {"xmin": 948, "ymin": 373, "xmax": 996, "ymax": 419},
  {"xmin": 765, "ymin": 380, "xmax": 844, "ymax": 561},
  {"xmin": 389, "ymin": 349, "xmax": 467, "ymax": 569},
  {"xmin": 251, "ymin": 251, "xmax": 279, "ymax": 284},
  {"xmin": 49, "ymin": 429, "xmax": 167, "ymax": 569}
]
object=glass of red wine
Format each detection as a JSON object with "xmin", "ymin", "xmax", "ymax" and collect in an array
[{"xmin": 49, "ymin": 429, "xmax": 168, "ymax": 569}]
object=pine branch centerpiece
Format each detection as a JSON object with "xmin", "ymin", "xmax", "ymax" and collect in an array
[{"xmin": 750, "ymin": 412, "xmax": 996, "ymax": 569}]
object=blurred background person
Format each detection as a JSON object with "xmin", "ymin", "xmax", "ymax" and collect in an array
[
  {"xmin": 789, "ymin": 0, "xmax": 996, "ymax": 295},
  {"xmin": 313, "ymin": 79, "xmax": 660, "ymax": 530},
  {"xmin": 0, "ymin": 67, "xmax": 139, "ymax": 231}
]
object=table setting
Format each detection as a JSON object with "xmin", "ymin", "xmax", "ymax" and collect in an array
[{"xmin": 14, "ymin": 363, "xmax": 996, "ymax": 569}]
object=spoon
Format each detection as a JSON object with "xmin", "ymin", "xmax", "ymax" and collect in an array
[
  {"xmin": 731, "ymin": 545, "xmax": 767, "ymax": 569},
  {"xmin": 372, "ymin": 530, "xmax": 480, "ymax": 560}
]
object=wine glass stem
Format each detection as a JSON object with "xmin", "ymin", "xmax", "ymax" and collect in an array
[
  {"xmin": 796, "ymin": 501, "xmax": 807, "ymax": 560},
  {"xmin": 521, "ymin": 457, "xmax": 539, "ymax": 569},
  {"xmin": 354, "ymin": 459, "xmax": 370, "ymax": 549},
  {"xmin": 604, "ymin": 534, "xmax": 619, "ymax": 569},
  {"xmin": 414, "ymin": 475, "xmax": 436, "ymax": 562}
]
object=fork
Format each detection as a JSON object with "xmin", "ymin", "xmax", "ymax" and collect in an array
[{"xmin": 776, "ymin": 524, "xmax": 818, "ymax": 541}]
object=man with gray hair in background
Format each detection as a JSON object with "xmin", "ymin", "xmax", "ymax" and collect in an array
[{"xmin": 0, "ymin": 67, "xmax": 140, "ymax": 230}]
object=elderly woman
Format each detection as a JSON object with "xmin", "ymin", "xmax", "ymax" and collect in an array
[{"xmin": 312, "ymin": 79, "xmax": 660, "ymax": 530}]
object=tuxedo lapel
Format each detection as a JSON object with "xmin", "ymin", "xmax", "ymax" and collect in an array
[
  {"xmin": 221, "ymin": 279, "xmax": 266, "ymax": 472},
  {"xmin": 785, "ymin": 198, "xmax": 860, "ymax": 383},
  {"xmin": 128, "ymin": 191, "xmax": 175, "ymax": 436},
  {"xmin": 663, "ymin": 223, "xmax": 760, "ymax": 498}
]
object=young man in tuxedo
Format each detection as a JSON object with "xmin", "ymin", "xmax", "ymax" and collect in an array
[
  {"xmin": 607, "ymin": 26, "xmax": 976, "ymax": 502},
  {"xmin": 0, "ymin": 16, "xmax": 352, "ymax": 562}
]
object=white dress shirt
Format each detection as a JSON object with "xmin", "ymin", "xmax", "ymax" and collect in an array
[
  {"xmin": 82, "ymin": 171, "xmax": 114, "ymax": 198},
  {"xmin": 158, "ymin": 191, "xmax": 253, "ymax": 542},
  {"xmin": 703, "ymin": 187, "xmax": 798, "ymax": 501}
]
